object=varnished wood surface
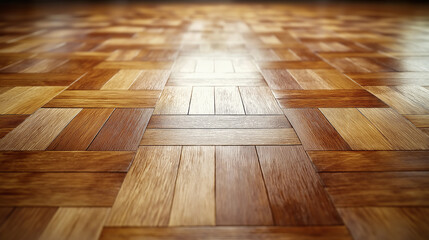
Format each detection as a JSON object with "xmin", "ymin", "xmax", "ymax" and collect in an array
[{"xmin": 1, "ymin": 2, "xmax": 429, "ymax": 240}]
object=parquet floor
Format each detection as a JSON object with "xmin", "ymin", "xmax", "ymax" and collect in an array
[{"xmin": 0, "ymin": 3, "xmax": 429, "ymax": 240}]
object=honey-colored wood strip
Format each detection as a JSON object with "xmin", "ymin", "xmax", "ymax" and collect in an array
[
  {"xmin": 257, "ymin": 146, "xmax": 342, "ymax": 226},
  {"xmin": 100, "ymin": 226, "xmax": 352, "ymax": 240},
  {"xmin": 88, "ymin": 108, "xmax": 152, "ymax": 151},
  {"xmin": 106, "ymin": 146, "xmax": 181, "ymax": 226},
  {"xmin": 0, "ymin": 86, "xmax": 64, "ymax": 114},
  {"xmin": 47, "ymin": 108, "xmax": 113, "ymax": 151},
  {"xmin": 0, "ymin": 108, "xmax": 81, "ymax": 150},
  {"xmin": 366, "ymin": 86, "xmax": 429, "ymax": 114},
  {"xmin": 95, "ymin": 61, "xmax": 173, "ymax": 69},
  {"xmin": 21, "ymin": 59, "xmax": 67, "ymax": 73},
  {"xmin": 320, "ymin": 108, "xmax": 393, "ymax": 150},
  {"xmin": 0, "ymin": 151, "xmax": 134, "ymax": 172},
  {"xmin": 320, "ymin": 172, "xmax": 429, "ymax": 206},
  {"xmin": 257, "ymin": 61, "xmax": 333, "ymax": 69},
  {"xmin": 308, "ymin": 151, "xmax": 429, "ymax": 172},
  {"xmin": 359, "ymin": 108, "xmax": 429, "ymax": 150},
  {"xmin": 313, "ymin": 69, "xmax": 361, "ymax": 89},
  {"xmin": 39, "ymin": 208, "xmax": 110, "ymax": 240},
  {"xmin": 44, "ymin": 90, "xmax": 160, "ymax": 108},
  {"xmin": 288, "ymin": 69, "xmax": 332, "ymax": 89},
  {"xmin": 0, "ymin": 207, "xmax": 57, "ymax": 240},
  {"xmin": 147, "ymin": 115, "xmax": 291, "ymax": 129},
  {"xmin": 68, "ymin": 70, "xmax": 118, "ymax": 90},
  {"xmin": 284, "ymin": 108, "xmax": 350, "ymax": 150},
  {"xmin": 189, "ymin": 87, "xmax": 214, "ymax": 114},
  {"xmin": 338, "ymin": 207, "xmax": 429, "ymax": 240},
  {"xmin": 0, "ymin": 114, "xmax": 28, "ymax": 138},
  {"xmin": 169, "ymin": 146, "xmax": 215, "ymax": 226},
  {"xmin": 0, "ymin": 73, "xmax": 81, "ymax": 86},
  {"xmin": 0, "ymin": 172, "xmax": 125, "ymax": 206},
  {"xmin": 404, "ymin": 115, "xmax": 429, "ymax": 128},
  {"xmin": 214, "ymin": 87, "xmax": 245, "ymax": 114},
  {"xmin": 260, "ymin": 69, "xmax": 302, "ymax": 90},
  {"xmin": 140, "ymin": 128, "xmax": 300, "ymax": 145},
  {"xmin": 240, "ymin": 87, "xmax": 283, "ymax": 114},
  {"xmin": 130, "ymin": 70, "xmax": 170, "ymax": 90},
  {"xmin": 153, "ymin": 87, "xmax": 192, "ymax": 114},
  {"xmin": 101, "ymin": 69, "xmax": 143, "ymax": 90},
  {"xmin": 216, "ymin": 146, "xmax": 273, "ymax": 225}
]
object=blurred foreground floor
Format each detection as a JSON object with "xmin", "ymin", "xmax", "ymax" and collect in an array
[{"xmin": 0, "ymin": 3, "xmax": 429, "ymax": 240}]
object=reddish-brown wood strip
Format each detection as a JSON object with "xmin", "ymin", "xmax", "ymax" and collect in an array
[
  {"xmin": 88, "ymin": 108, "xmax": 152, "ymax": 151},
  {"xmin": 257, "ymin": 146, "xmax": 342, "ymax": 226},
  {"xmin": 283, "ymin": 108, "xmax": 350, "ymax": 150},
  {"xmin": 68, "ymin": 70, "xmax": 118, "ymax": 90}
]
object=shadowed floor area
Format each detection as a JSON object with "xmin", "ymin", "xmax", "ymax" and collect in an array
[{"xmin": 0, "ymin": 3, "xmax": 429, "ymax": 240}]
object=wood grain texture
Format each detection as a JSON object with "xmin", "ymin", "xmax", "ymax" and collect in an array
[
  {"xmin": 0, "ymin": 108, "xmax": 81, "ymax": 150},
  {"xmin": 141, "ymin": 128, "xmax": 300, "ymax": 145},
  {"xmin": 257, "ymin": 146, "xmax": 342, "ymax": 226},
  {"xmin": 216, "ymin": 146, "xmax": 273, "ymax": 225},
  {"xmin": 47, "ymin": 108, "xmax": 113, "ymax": 150},
  {"xmin": 44, "ymin": 90, "xmax": 160, "ymax": 108},
  {"xmin": 0, "ymin": 73, "xmax": 81, "ymax": 87},
  {"xmin": 404, "ymin": 115, "xmax": 429, "ymax": 128},
  {"xmin": 320, "ymin": 172, "xmax": 429, "ymax": 206},
  {"xmin": 88, "ymin": 108, "xmax": 152, "ymax": 151},
  {"xmin": 0, "ymin": 151, "xmax": 134, "ymax": 172},
  {"xmin": 100, "ymin": 226, "xmax": 352, "ymax": 240},
  {"xmin": 284, "ymin": 108, "xmax": 350, "ymax": 150},
  {"xmin": 189, "ymin": 87, "xmax": 214, "ymax": 114},
  {"xmin": 214, "ymin": 87, "xmax": 245, "ymax": 114},
  {"xmin": 95, "ymin": 61, "xmax": 173, "ymax": 69},
  {"xmin": 320, "ymin": 108, "xmax": 393, "ymax": 150},
  {"xmin": 153, "ymin": 87, "xmax": 192, "ymax": 114},
  {"xmin": 68, "ymin": 70, "xmax": 118, "ymax": 90},
  {"xmin": 169, "ymin": 146, "xmax": 215, "ymax": 226},
  {"xmin": 338, "ymin": 207, "xmax": 429, "ymax": 240},
  {"xmin": 359, "ymin": 108, "xmax": 429, "ymax": 150},
  {"xmin": 107, "ymin": 146, "xmax": 181, "ymax": 226},
  {"xmin": 0, "ymin": 86, "xmax": 64, "ymax": 114},
  {"xmin": 130, "ymin": 70, "xmax": 170, "ymax": 90},
  {"xmin": 148, "ymin": 115, "xmax": 291, "ymax": 129},
  {"xmin": 39, "ymin": 208, "xmax": 110, "ymax": 240},
  {"xmin": 308, "ymin": 151, "xmax": 429, "ymax": 172},
  {"xmin": 0, "ymin": 172, "xmax": 125, "ymax": 206},
  {"xmin": 0, "ymin": 207, "xmax": 57, "ymax": 240},
  {"xmin": 260, "ymin": 69, "xmax": 302, "ymax": 90},
  {"xmin": 240, "ymin": 87, "xmax": 283, "ymax": 114},
  {"xmin": 0, "ymin": 114, "xmax": 28, "ymax": 138},
  {"xmin": 101, "ymin": 69, "xmax": 142, "ymax": 90}
]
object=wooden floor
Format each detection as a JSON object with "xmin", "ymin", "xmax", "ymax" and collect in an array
[{"xmin": 0, "ymin": 2, "xmax": 429, "ymax": 240}]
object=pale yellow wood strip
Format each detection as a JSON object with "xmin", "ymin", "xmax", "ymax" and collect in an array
[
  {"xmin": 0, "ymin": 87, "xmax": 64, "ymax": 114},
  {"xmin": 106, "ymin": 146, "xmax": 181, "ymax": 226},
  {"xmin": 359, "ymin": 108, "xmax": 429, "ymax": 150},
  {"xmin": 214, "ymin": 87, "xmax": 245, "ymax": 114},
  {"xmin": 153, "ymin": 87, "xmax": 192, "ymax": 114},
  {"xmin": 239, "ymin": 87, "xmax": 283, "ymax": 114},
  {"xmin": 404, "ymin": 115, "xmax": 429, "ymax": 128},
  {"xmin": 189, "ymin": 87, "xmax": 214, "ymax": 114},
  {"xmin": 101, "ymin": 70, "xmax": 143, "ymax": 90},
  {"xmin": 140, "ymin": 129, "xmax": 300, "ymax": 145},
  {"xmin": 39, "ymin": 208, "xmax": 110, "ymax": 240},
  {"xmin": 320, "ymin": 108, "xmax": 393, "ymax": 150},
  {"xmin": 0, "ymin": 108, "xmax": 81, "ymax": 150},
  {"xmin": 288, "ymin": 69, "xmax": 332, "ymax": 89},
  {"xmin": 169, "ymin": 146, "xmax": 215, "ymax": 226}
]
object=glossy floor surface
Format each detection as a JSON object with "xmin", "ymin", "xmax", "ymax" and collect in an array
[{"xmin": 0, "ymin": 3, "xmax": 429, "ymax": 240}]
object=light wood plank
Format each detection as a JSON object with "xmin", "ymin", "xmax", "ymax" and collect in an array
[
  {"xmin": 106, "ymin": 146, "xmax": 181, "ymax": 226},
  {"xmin": 240, "ymin": 87, "xmax": 282, "ymax": 114},
  {"xmin": 189, "ymin": 87, "xmax": 214, "ymax": 114},
  {"xmin": 140, "ymin": 129, "xmax": 300, "ymax": 145},
  {"xmin": 169, "ymin": 146, "xmax": 215, "ymax": 226},
  {"xmin": 153, "ymin": 87, "xmax": 192, "ymax": 114},
  {"xmin": 214, "ymin": 87, "xmax": 245, "ymax": 114},
  {"xmin": 101, "ymin": 70, "xmax": 142, "ymax": 90}
]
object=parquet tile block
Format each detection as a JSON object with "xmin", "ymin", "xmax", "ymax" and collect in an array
[
  {"xmin": 0, "ymin": 151, "xmax": 134, "ymax": 172},
  {"xmin": 308, "ymin": 151, "xmax": 429, "ymax": 172},
  {"xmin": 189, "ymin": 87, "xmax": 215, "ymax": 114},
  {"xmin": 257, "ymin": 146, "xmax": 342, "ymax": 226},
  {"xmin": 0, "ymin": 172, "xmax": 125, "ymax": 206},
  {"xmin": 153, "ymin": 87, "xmax": 192, "ymax": 114},
  {"xmin": 240, "ymin": 87, "xmax": 283, "ymax": 114},
  {"xmin": 0, "ymin": 108, "xmax": 80, "ymax": 150},
  {"xmin": 216, "ymin": 146, "xmax": 273, "ymax": 225},
  {"xmin": 106, "ymin": 146, "xmax": 181, "ymax": 226},
  {"xmin": 88, "ymin": 108, "xmax": 152, "ymax": 151}
]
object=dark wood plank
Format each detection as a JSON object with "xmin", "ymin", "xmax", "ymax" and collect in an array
[
  {"xmin": 0, "ymin": 73, "xmax": 82, "ymax": 86},
  {"xmin": 100, "ymin": 226, "xmax": 352, "ymax": 240},
  {"xmin": 257, "ymin": 146, "xmax": 342, "ymax": 226},
  {"xmin": 0, "ymin": 173, "xmax": 125, "ymax": 206},
  {"xmin": 88, "ymin": 108, "xmax": 152, "ymax": 151},
  {"xmin": 0, "ymin": 151, "xmax": 134, "ymax": 172},
  {"xmin": 47, "ymin": 108, "xmax": 113, "ymax": 150},
  {"xmin": 216, "ymin": 146, "xmax": 273, "ymax": 225},
  {"xmin": 284, "ymin": 108, "xmax": 350, "ymax": 150}
]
